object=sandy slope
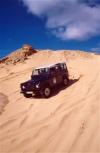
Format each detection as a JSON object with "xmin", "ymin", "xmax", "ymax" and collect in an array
[{"xmin": 0, "ymin": 50, "xmax": 100, "ymax": 153}]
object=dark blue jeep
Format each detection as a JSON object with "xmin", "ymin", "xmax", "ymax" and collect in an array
[{"xmin": 20, "ymin": 62, "xmax": 69, "ymax": 98}]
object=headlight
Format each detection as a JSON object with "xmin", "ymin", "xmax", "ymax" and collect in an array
[
  {"xmin": 22, "ymin": 86, "xmax": 25, "ymax": 89},
  {"xmin": 36, "ymin": 84, "xmax": 40, "ymax": 88}
]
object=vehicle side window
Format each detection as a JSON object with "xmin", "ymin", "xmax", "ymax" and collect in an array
[
  {"xmin": 55, "ymin": 66, "xmax": 61, "ymax": 73},
  {"xmin": 50, "ymin": 68, "xmax": 56, "ymax": 76},
  {"xmin": 39, "ymin": 69, "xmax": 44, "ymax": 74},
  {"xmin": 45, "ymin": 68, "xmax": 49, "ymax": 73},
  {"xmin": 60, "ymin": 64, "xmax": 64, "ymax": 70},
  {"xmin": 64, "ymin": 64, "xmax": 67, "ymax": 70},
  {"xmin": 39, "ymin": 68, "xmax": 47, "ymax": 75}
]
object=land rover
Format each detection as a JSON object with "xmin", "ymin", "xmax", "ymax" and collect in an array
[{"xmin": 20, "ymin": 62, "xmax": 69, "ymax": 98}]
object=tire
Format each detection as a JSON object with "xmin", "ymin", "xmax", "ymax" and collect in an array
[
  {"xmin": 62, "ymin": 77, "xmax": 68, "ymax": 86},
  {"xmin": 42, "ymin": 85, "xmax": 51, "ymax": 98}
]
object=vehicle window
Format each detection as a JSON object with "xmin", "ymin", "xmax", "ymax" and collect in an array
[
  {"xmin": 55, "ymin": 66, "xmax": 61, "ymax": 73},
  {"xmin": 50, "ymin": 68, "xmax": 56, "ymax": 76},
  {"xmin": 39, "ymin": 68, "xmax": 46, "ymax": 74},
  {"xmin": 60, "ymin": 64, "xmax": 64, "ymax": 70},
  {"xmin": 64, "ymin": 64, "xmax": 67, "ymax": 70},
  {"xmin": 32, "ymin": 69, "xmax": 39, "ymax": 75},
  {"xmin": 45, "ymin": 68, "xmax": 50, "ymax": 73},
  {"xmin": 32, "ymin": 68, "xmax": 50, "ymax": 76}
]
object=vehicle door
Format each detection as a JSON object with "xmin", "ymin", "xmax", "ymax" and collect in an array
[
  {"xmin": 55, "ymin": 65, "xmax": 62, "ymax": 84},
  {"xmin": 50, "ymin": 67, "xmax": 59, "ymax": 86}
]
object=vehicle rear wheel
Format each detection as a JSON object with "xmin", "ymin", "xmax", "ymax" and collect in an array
[
  {"xmin": 42, "ymin": 85, "xmax": 51, "ymax": 98},
  {"xmin": 63, "ymin": 77, "xmax": 68, "ymax": 86}
]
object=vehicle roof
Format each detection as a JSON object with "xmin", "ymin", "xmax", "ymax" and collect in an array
[{"xmin": 35, "ymin": 62, "xmax": 65, "ymax": 69}]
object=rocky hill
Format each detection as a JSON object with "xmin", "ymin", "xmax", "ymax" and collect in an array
[
  {"xmin": 0, "ymin": 44, "xmax": 37, "ymax": 65},
  {"xmin": 0, "ymin": 44, "xmax": 97, "ymax": 67}
]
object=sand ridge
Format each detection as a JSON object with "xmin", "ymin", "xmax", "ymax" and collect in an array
[{"xmin": 0, "ymin": 50, "xmax": 100, "ymax": 152}]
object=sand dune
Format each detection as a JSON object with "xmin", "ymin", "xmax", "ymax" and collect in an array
[{"xmin": 0, "ymin": 50, "xmax": 100, "ymax": 153}]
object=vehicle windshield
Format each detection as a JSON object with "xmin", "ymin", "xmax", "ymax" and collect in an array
[{"xmin": 32, "ymin": 68, "xmax": 50, "ymax": 76}]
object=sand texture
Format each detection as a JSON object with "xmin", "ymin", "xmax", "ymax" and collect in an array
[{"xmin": 0, "ymin": 50, "xmax": 100, "ymax": 153}]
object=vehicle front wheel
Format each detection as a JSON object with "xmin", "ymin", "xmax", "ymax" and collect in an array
[
  {"xmin": 62, "ymin": 77, "xmax": 68, "ymax": 86},
  {"xmin": 42, "ymin": 85, "xmax": 51, "ymax": 98}
]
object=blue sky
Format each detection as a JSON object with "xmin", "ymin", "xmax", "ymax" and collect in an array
[{"xmin": 0, "ymin": 0, "xmax": 100, "ymax": 58}]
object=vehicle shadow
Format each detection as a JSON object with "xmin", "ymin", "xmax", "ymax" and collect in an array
[
  {"xmin": 33, "ymin": 79, "xmax": 79, "ymax": 99},
  {"xmin": 51, "ymin": 79, "xmax": 79, "ymax": 98}
]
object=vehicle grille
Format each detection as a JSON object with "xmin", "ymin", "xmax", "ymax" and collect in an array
[{"xmin": 21, "ymin": 84, "xmax": 35, "ymax": 91}]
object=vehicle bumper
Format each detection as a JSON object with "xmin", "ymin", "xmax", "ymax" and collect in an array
[{"xmin": 20, "ymin": 89, "xmax": 42, "ymax": 96}]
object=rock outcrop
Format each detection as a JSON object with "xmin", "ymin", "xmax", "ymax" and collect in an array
[
  {"xmin": 22, "ymin": 44, "xmax": 37, "ymax": 57},
  {"xmin": 0, "ymin": 44, "xmax": 37, "ymax": 65}
]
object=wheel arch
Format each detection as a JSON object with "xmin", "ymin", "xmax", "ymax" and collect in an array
[
  {"xmin": 62, "ymin": 74, "xmax": 68, "ymax": 79},
  {"xmin": 41, "ymin": 82, "xmax": 51, "ymax": 98},
  {"xmin": 41, "ymin": 82, "xmax": 51, "ymax": 89},
  {"xmin": 62, "ymin": 74, "xmax": 69, "ymax": 82}
]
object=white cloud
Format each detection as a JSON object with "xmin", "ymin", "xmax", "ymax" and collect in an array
[{"xmin": 20, "ymin": 0, "xmax": 100, "ymax": 41}]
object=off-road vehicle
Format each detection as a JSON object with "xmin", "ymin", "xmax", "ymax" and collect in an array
[{"xmin": 20, "ymin": 62, "xmax": 69, "ymax": 98}]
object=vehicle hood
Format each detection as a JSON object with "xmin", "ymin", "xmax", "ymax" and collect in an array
[
  {"xmin": 31, "ymin": 75, "xmax": 48, "ymax": 82},
  {"xmin": 21, "ymin": 75, "xmax": 48, "ymax": 85}
]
